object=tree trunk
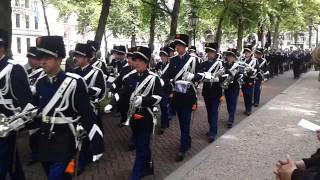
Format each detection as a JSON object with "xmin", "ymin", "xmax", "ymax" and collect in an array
[
  {"xmin": 0, "ymin": 0, "xmax": 12, "ymax": 56},
  {"xmin": 103, "ymin": 32, "xmax": 108, "ymax": 59},
  {"xmin": 148, "ymin": 0, "xmax": 157, "ymax": 52},
  {"xmin": 272, "ymin": 18, "xmax": 281, "ymax": 49},
  {"xmin": 94, "ymin": 0, "xmax": 111, "ymax": 45},
  {"xmin": 169, "ymin": 0, "xmax": 180, "ymax": 39},
  {"xmin": 131, "ymin": 34, "xmax": 136, "ymax": 47},
  {"xmin": 214, "ymin": 4, "xmax": 228, "ymax": 51},
  {"xmin": 236, "ymin": 17, "xmax": 244, "ymax": 52},
  {"xmin": 41, "ymin": 0, "xmax": 50, "ymax": 35},
  {"xmin": 257, "ymin": 22, "xmax": 264, "ymax": 47}
]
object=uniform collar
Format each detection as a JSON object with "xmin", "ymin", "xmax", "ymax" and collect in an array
[
  {"xmin": 81, "ymin": 63, "xmax": 90, "ymax": 71},
  {"xmin": 47, "ymin": 70, "xmax": 65, "ymax": 84},
  {"xmin": 179, "ymin": 52, "xmax": 187, "ymax": 59},
  {"xmin": 137, "ymin": 69, "xmax": 148, "ymax": 76},
  {"xmin": 208, "ymin": 57, "xmax": 218, "ymax": 62},
  {"xmin": 0, "ymin": 55, "xmax": 5, "ymax": 61}
]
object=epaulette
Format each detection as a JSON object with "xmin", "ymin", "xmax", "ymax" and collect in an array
[{"xmin": 66, "ymin": 72, "xmax": 82, "ymax": 79}]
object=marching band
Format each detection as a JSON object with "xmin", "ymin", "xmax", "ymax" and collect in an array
[{"xmin": 0, "ymin": 29, "xmax": 312, "ymax": 180}]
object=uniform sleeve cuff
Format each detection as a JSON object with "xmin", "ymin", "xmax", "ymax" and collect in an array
[
  {"xmin": 303, "ymin": 158, "xmax": 316, "ymax": 169},
  {"xmin": 291, "ymin": 169, "xmax": 303, "ymax": 180}
]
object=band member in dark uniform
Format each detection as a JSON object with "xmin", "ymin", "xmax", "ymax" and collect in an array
[
  {"xmin": 155, "ymin": 46, "xmax": 172, "ymax": 134},
  {"xmin": 0, "ymin": 29, "xmax": 34, "ymax": 180},
  {"xmin": 254, "ymin": 48, "xmax": 268, "ymax": 107},
  {"xmin": 111, "ymin": 45, "xmax": 127, "ymax": 76},
  {"xmin": 118, "ymin": 46, "xmax": 162, "ymax": 180},
  {"xmin": 87, "ymin": 40, "xmax": 108, "ymax": 75},
  {"xmin": 73, "ymin": 43, "xmax": 106, "ymax": 130},
  {"xmin": 222, "ymin": 48, "xmax": 241, "ymax": 128},
  {"xmin": 199, "ymin": 42, "xmax": 223, "ymax": 142},
  {"xmin": 162, "ymin": 34, "xmax": 201, "ymax": 161},
  {"xmin": 34, "ymin": 36, "xmax": 104, "ymax": 180},
  {"xmin": 72, "ymin": 43, "xmax": 106, "ymax": 173},
  {"xmin": 25, "ymin": 47, "xmax": 45, "ymax": 165},
  {"xmin": 240, "ymin": 45, "xmax": 258, "ymax": 115},
  {"xmin": 111, "ymin": 47, "xmax": 136, "ymax": 127}
]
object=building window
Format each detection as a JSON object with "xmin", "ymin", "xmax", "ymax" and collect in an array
[
  {"xmin": 34, "ymin": 16, "xmax": 38, "ymax": 30},
  {"xmin": 16, "ymin": 14, "xmax": 20, "ymax": 28},
  {"xmin": 17, "ymin": 37, "xmax": 21, "ymax": 54},
  {"xmin": 15, "ymin": 0, "xmax": 20, "ymax": 6},
  {"xmin": 26, "ymin": 38, "xmax": 30, "ymax": 50},
  {"xmin": 25, "ymin": 0, "xmax": 29, "ymax": 8},
  {"xmin": 25, "ymin": 15, "xmax": 30, "ymax": 29}
]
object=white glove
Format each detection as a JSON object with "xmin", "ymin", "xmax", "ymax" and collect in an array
[
  {"xmin": 133, "ymin": 96, "xmax": 142, "ymax": 108},
  {"xmin": 92, "ymin": 153, "xmax": 103, "ymax": 162},
  {"xmin": 30, "ymin": 85, "xmax": 36, "ymax": 95},
  {"xmin": 184, "ymin": 72, "xmax": 195, "ymax": 81},
  {"xmin": 204, "ymin": 72, "xmax": 212, "ymax": 80},
  {"xmin": 104, "ymin": 104, "xmax": 113, "ymax": 113},
  {"xmin": 107, "ymin": 92, "xmax": 112, "ymax": 98},
  {"xmin": 114, "ymin": 93, "xmax": 120, "ymax": 102}
]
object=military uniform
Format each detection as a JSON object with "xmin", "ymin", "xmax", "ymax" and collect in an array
[
  {"xmin": 189, "ymin": 46, "xmax": 203, "ymax": 63},
  {"xmin": 34, "ymin": 36, "xmax": 104, "ymax": 180},
  {"xmin": 25, "ymin": 47, "xmax": 45, "ymax": 164},
  {"xmin": 254, "ymin": 48, "xmax": 268, "ymax": 107},
  {"xmin": 223, "ymin": 48, "xmax": 241, "ymax": 128},
  {"xmin": 118, "ymin": 46, "xmax": 162, "ymax": 180},
  {"xmin": 110, "ymin": 45, "xmax": 128, "ymax": 76},
  {"xmin": 72, "ymin": 43, "xmax": 107, "ymax": 173},
  {"xmin": 87, "ymin": 40, "xmax": 108, "ymax": 76},
  {"xmin": 162, "ymin": 34, "xmax": 201, "ymax": 161},
  {"xmin": 0, "ymin": 29, "xmax": 34, "ymax": 180},
  {"xmin": 72, "ymin": 43, "xmax": 106, "ymax": 130},
  {"xmin": 109, "ymin": 47, "xmax": 136, "ymax": 126},
  {"xmin": 155, "ymin": 47, "xmax": 172, "ymax": 132},
  {"xmin": 199, "ymin": 43, "xmax": 223, "ymax": 142},
  {"xmin": 240, "ymin": 46, "xmax": 258, "ymax": 115}
]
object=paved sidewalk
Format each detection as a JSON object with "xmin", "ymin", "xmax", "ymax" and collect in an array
[
  {"xmin": 165, "ymin": 71, "xmax": 320, "ymax": 180},
  {"xmin": 20, "ymin": 70, "xmax": 299, "ymax": 180}
]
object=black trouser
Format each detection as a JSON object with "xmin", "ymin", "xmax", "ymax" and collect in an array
[
  {"xmin": 293, "ymin": 64, "xmax": 301, "ymax": 78},
  {"xmin": 279, "ymin": 61, "xmax": 284, "ymax": 74},
  {"xmin": 0, "ymin": 133, "xmax": 25, "ymax": 180}
]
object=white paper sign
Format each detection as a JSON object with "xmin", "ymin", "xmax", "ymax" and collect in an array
[{"xmin": 298, "ymin": 119, "xmax": 320, "ymax": 131}]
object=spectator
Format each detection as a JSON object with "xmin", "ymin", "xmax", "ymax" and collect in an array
[
  {"xmin": 274, "ymin": 131, "xmax": 320, "ymax": 180},
  {"xmin": 312, "ymin": 47, "xmax": 320, "ymax": 81}
]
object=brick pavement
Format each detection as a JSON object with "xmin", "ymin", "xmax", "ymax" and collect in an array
[{"xmin": 19, "ymin": 70, "xmax": 298, "ymax": 180}]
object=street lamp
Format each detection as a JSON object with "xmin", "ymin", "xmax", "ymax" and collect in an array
[{"xmin": 189, "ymin": 11, "xmax": 199, "ymax": 46}]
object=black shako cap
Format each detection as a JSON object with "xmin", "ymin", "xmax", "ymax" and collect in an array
[
  {"xmin": 205, "ymin": 42, "xmax": 219, "ymax": 53},
  {"xmin": 36, "ymin": 36, "xmax": 66, "ymax": 58},
  {"xmin": 174, "ymin": 34, "xmax": 189, "ymax": 47},
  {"xmin": 133, "ymin": 46, "xmax": 151, "ymax": 62},
  {"xmin": 73, "ymin": 43, "xmax": 93, "ymax": 58}
]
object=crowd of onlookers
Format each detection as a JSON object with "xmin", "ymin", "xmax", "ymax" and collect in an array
[{"xmin": 274, "ymin": 47, "xmax": 320, "ymax": 180}]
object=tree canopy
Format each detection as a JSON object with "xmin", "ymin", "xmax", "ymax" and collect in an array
[{"xmin": 48, "ymin": 0, "xmax": 320, "ymax": 50}]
